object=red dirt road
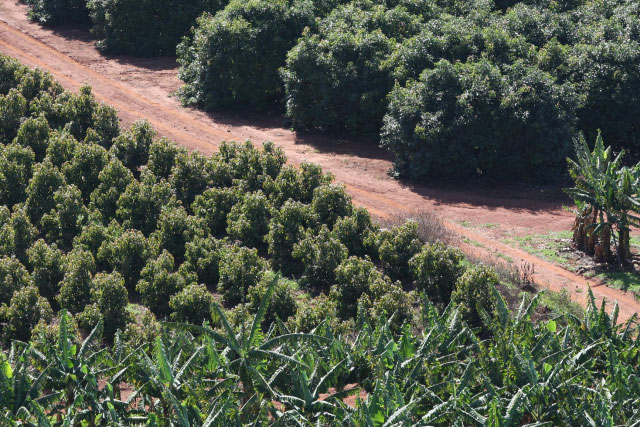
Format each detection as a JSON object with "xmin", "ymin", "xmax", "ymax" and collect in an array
[{"xmin": 1, "ymin": 0, "xmax": 639, "ymax": 322}]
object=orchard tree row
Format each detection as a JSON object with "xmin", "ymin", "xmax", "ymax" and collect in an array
[
  {"xmin": 0, "ymin": 54, "xmax": 493, "ymax": 346},
  {"xmin": 23, "ymin": 0, "xmax": 640, "ymax": 182}
]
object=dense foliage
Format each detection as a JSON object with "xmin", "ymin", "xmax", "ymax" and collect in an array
[
  {"xmin": 23, "ymin": 0, "xmax": 640, "ymax": 182},
  {"xmin": 180, "ymin": 0, "xmax": 637, "ymax": 182},
  {"xmin": 177, "ymin": 0, "xmax": 319, "ymax": 109},
  {"xmin": 2, "ymin": 46, "xmax": 639, "ymax": 427},
  {"xmin": 2, "ymin": 280, "xmax": 639, "ymax": 424},
  {"xmin": 87, "ymin": 0, "xmax": 225, "ymax": 55},
  {"xmin": 24, "ymin": 0, "xmax": 89, "ymax": 25},
  {"xmin": 1, "ymin": 54, "xmax": 493, "ymax": 349}
]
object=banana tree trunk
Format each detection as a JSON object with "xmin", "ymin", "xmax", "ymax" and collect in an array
[
  {"xmin": 585, "ymin": 209, "xmax": 597, "ymax": 255},
  {"xmin": 601, "ymin": 225, "xmax": 611, "ymax": 261},
  {"xmin": 573, "ymin": 207, "xmax": 595, "ymax": 253},
  {"xmin": 573, "ymin": 218, "xmax": 585, "ymax": 251},
  {"xmin": 618, "ymin": 227, "xmax": 631, "ymax": 264}
]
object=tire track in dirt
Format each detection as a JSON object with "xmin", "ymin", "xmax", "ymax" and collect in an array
[{"xmin": 1, "ymin": 0, "xmax": 638, "ymax": 323}]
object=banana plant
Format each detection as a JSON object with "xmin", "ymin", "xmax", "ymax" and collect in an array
[
  {"xmin": 166, "ymin": 274, "xmax": 330, "ymax": 421},
  {"xmin": 565, "ymin": 132, "xmax": 640, "ymax": 264},
  {"xmin": 34, "ymin": 310, "xmax": 139, "ymax": 425},
  {"xmin": 0, "ymin": 343, "xmax": 55, "ymax": 425},
  {"xmin": 274, "ymin": 357, "xmax": 358, "ymax": 423},
  {"xmin": 131, "ymin": 334, "xmax": 207, "ymax": 425}
]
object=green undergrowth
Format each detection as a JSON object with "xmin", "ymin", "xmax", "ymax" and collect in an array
[
  {"xmin": 590, "ymin": 271, "xmax": 640, "ymax": 295},
  {"xmin": 502, "ymin": 231, "xmax": 574, "ymax": 267}
]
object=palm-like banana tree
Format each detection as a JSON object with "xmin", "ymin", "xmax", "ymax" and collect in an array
[
  {"xmin": 0, "ymin": 343, "xmax": 54, "ymax": 425},
  {"xmin": 274, "ymin": 357, "xmax": 358, "ymax": 423},
  {"xmin": 565, "ymin": 132, "xmax": 640, "ymax": 264},
  {"xmin": 167, "ymin": 274, "xmax": 330, "ymax": 422}
]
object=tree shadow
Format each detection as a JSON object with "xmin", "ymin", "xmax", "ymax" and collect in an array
[
  {"xmin": 198, "ymin": 108, "xmax": 393, "ymax": 162},
  {"xmin": 47, "ymin": 24, "xmax": 178, "ymax": 72},
  {"xmin": 47, "ymin": 23, "xmax": 95, "ymax": 43},
  {"xmin": 401, "ymin": 179, "xmax": 571, "ymax": 213},
  {"xmin": 196, "ymin": 109, "xmax": 569, "ymax": 213},
  {"xmin": 110, "ymin": 55, "xmax": 178, "ymax": 72}
]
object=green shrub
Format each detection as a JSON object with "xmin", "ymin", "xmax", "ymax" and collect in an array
[
  {"xmin": 13, "ymin": 63, "xmax": 62, "ymax": 102},
  {"xmin": 178, "ymin": 0, "xmax": 315, "ymax": 109},
  {"xmin": 0, "ymin": 89, "xmax": 27, "ymax": 143},
  {"xmin": 0, "ymin": 207, "xmax": 11, "ymax": 256},
  {"xmin": 76, "ymin": 303, "xmax": 103, "ymax": 333},
  {"xmin": 27, "ymin": 239, "xmax": 65, "ymax": 304},
  {"xmin": 116, "ymin": 171, "xmax": 178, "ymax": 235},
  {"xmin": 24, "ymin": 0, "xmax": 89, "ymax": 25},
  {"xmin": 266, "ymin": 200, "xmax": 316, "ymax": 276},
  {"xmin": 0, "ymin": 143, "xmax": 35, "ymax": 208},
  {"xmin": 451, "ymin": 265, "xmax": 498, "ymax": 328},
  {"xmin": 40, "ymin": 184, "xmax": 89, "ymax": 248},
  {"xmin": 123, "ymin": 307, "xmax": 160, "ymax": 347},
  {"xmin": 331, "ymin": 255, "xmax": 383, "ymax": 320},
  {"xmin": 381, "ymin": 59, "xmax": 576, "ymax": 182},
  {"xmin": 409, "ymin": 242, "xmax": 465, "ymax": 306},
  {"xmin": 25, "ymin": 159, "xmax": 66, "ymax": 224},
  {"xmin": 109, "ymin": 120, "xmax": 155, "ymax": 175},
  {"xmin": 97, "ymin": 229, "xmax": 151, "ymax": 292},
  {"xmin": 217, "ymin": 245, "xmax": 267, "ymax": 306},
  {"xmin": 170, "ymin": 151, "xmax": 212, "ymax": 207},
  {"xmin": 311, "ymin": 184, "xmax": 352, "ymax": 228},
  {"xmin": 0, "ymin": 206, "xmax": 37, "ymax": 265},
  {"xmin": 56, "ymin": 249, "xmax": 96, "ymax": 314},
  {"xmin": 375, "ymin": 221, "xmax": 422, "ymax": 282},
  {"xmin": 226, "ymin": 191, "xmax": 272, "ymax": 249},
  {"xmin": 282, "ymin": 0, "xmax": 422, "ymax": 135},
  {"xmin": 13, "ymin": 115, "xmax": 50, "ymax": 162},
  {"xmin": 169, "ymin": 284, "xmax": 214, "ymax": 325},
  {"xmin": 73, "ymin": 220, "xmax": 122, "ymax": 262},
  {"xmin": 0, "ymin": 256, "xmax": 33, "ymax": 306},
  {"xmin": 332, "ymin": 207, "xmax": 375, "ymax": 257},
  {"xmin": 152, "ymin": 205, "xmax": 206, "ymax": 261},
  {"xmin": 183, "ymin": 235, "xmax": 222, "ymax": 289},
  {"xmin": 43, "ymin": 85, "xmax": 107, "ymax": 143},
  {"xmin": 90, "ymin": 272, "xmax": 130, "ymax": 337},
  {"xmin": 88, "ymin": 0, "xmax": 224, "ymax": 56},
  {"xmin": 2, "ymin": 286, "xmax": 53, "ymax": 342},
  {"xmin": 45, "ymin": 131, "xmax": 79, "ymax": 169},
  {"xmin": 136, "ymin": 250, "xmax": 194, "ymax": 317},
  {"xmin": 62, "ymin": 142, "xmax": 109, "ymax": 200},
  {"xmin": 364, "ymin": 280, "xmax": 415, "ymax": 334},
  {"xmin": 192, "ymin": 187, "xmax": 240, "ymax": 235},
  {"xmin": 286, "ymin": 293, "xmax": 336, "ymax": 332},
  {"xmin": 30, "ymin": 314, "xmax": 80, "ymax": 356},
  {"xmin": 215, "ymin": 141, "xmax": 286, "ymax": 191},
  {"xmin": 89, "ymin": 103, "xmax": 121, "ymax": 149},
  {"xmin": 147, "ymin": 138, "xmax": 188, "ymax": 181},
  {"xmin": 247, "ymin": 272, "xmax": 297, "ymax": 326},
  {"xmin": 293, "ymin": 225, "xmax": 347, "ymax": 290},
  {"xmin": 89, "ymin": 157, "xmax": 134, "ymax": 223},
  {"xmin": 263, "ymin": 162, "xmax": 333, "ymax": 206},
  {"xmin": 0, "ymin": 56, "xmax": 25, "ymax": 94}
]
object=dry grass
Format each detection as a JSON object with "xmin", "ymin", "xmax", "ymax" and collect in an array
[{"xmin": 376, "ymin": 210, "xmax": 458, "ymax": 246}]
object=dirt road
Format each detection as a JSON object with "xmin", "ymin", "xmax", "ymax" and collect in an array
[{"xmin": 2, "ymin": 0, "xmax": 638, "ymax": 322}]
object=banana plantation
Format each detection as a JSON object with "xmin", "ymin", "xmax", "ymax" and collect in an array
[{"xmin": 3, "ymin": 280, "xmax": 640, "ymax": 425}]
